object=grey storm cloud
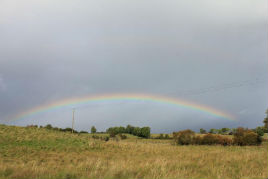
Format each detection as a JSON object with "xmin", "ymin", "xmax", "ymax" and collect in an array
[{"xmin": 0, "ymin": 0, "xmax": 267, "ymax": 132}]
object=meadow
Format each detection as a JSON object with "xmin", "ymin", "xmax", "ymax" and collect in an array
[{"xmin": 0, "ymin": 124, "xmax": 267, "ymax": 179}]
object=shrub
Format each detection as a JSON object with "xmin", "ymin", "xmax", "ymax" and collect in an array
[
  {"xmin": 173, "ymin": 130, "xmax": 195, "ymax": 145},
  {"xmin": 218, "ymin": 136, "xmax": 233, "ymax": 146},
  {"xmin": 109, "ymin": 132, "xmax": 116, "ymax": 138},
  {"xmin": 201, "ymin": 133, "xmax": 220, "ymax": 145},
  {"xmin": 243, "ymin": 131, "xmax": 260, "ymax": 145},
  {"xmin": 101, "ymin": 136, "xmax": 109, "ymax": 142},
  {"xmin": 26, "ymin": 125, "xmax": 38, "ymax": 128},
  {"xmin": 193, "ymin": 134, "xmax": 232, "ymax": 146},
  {"xmin": 233, "ymin": 127, "xmax": 262, "ymax": 146},
  {"xmin": 119, "ymin": 134, "xmax": 127, "ymax": 140},
  {"xmin": 92, "ymin": 135, "xmax": 100, "ymax": 139},
  {"xmin": 193, "ymin": 135, "xmax": 202, "ymax": 145}
]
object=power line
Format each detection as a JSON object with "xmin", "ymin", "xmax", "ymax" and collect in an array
[
  {"xmin": 164, "ymin": 77, "xmax": 267, "ymax": 97},
  {"xmin": 72, "ymin": 108, "xmax": 75, "ymax": 133}
]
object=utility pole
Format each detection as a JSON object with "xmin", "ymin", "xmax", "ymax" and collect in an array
[{"xmin": 72, "ymin": 108, "xmax": 75, "ymax": 133}]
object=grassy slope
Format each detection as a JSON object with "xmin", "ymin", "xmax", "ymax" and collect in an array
[{"xmin": 0, "ymin": 124, "xmax": 267, "ymax": 179}]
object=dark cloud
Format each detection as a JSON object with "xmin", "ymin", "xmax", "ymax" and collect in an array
[{"xmin": 0, "ymin": 0, "xmax": 267, "ymax": 132}]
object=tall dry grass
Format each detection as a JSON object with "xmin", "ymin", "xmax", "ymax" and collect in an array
[{"xmin": 0, "ymin": 124, "xmax": 267, "ymax": 179}]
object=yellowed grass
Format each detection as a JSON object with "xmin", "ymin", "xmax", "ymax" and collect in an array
[{"xmin": 0, "ymin": 125, "xmax": 267, "ymax": 179}]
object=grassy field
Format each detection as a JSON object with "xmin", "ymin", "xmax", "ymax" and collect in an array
[{"xmin": 0, "ymin": 124, "xmax": 267, "ymax": 179}]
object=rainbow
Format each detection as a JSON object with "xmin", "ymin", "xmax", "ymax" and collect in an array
[{"xmin": 11, "ymin": 93, "xmax": 235, "ymax": 122}]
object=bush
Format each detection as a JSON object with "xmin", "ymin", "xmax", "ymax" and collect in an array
[
  {"xmin": 193, "ymin": 134, "xmax": 232, "ymax": 146},
  {"xmin": 101, "ymin": 136, "xmax": 109, "ymax": 142},
  {"xmin": 193, "ymin": 135, "xmax": 202, "ymax": 145},
  {"xmin": 201, "ymin": 133, "xmax": 220, "ymax": 145},
  {"xmin": 119, "ymin": 134, "xmax": 127, "ymax": 140},
  {"xmin": 243, "ymin": 132, "xmax": 260, "ymax": 145},
  {"xmin": 218, "ymin": 136, "xmax": 233, "ymax": 146},
  {"xmin": 173, "ymin": 130, "xmax": 195, "ymax": 145},
  {"xmin": 26, "ymin": 125, "xmax": 38, "ymax": 128},
  {"xmin": 109, "ymin": 132, "xmax": 116, "ymax": 138},
  {"xmin": 233, "ymin": 127, "xmax": 262, "ymax": 146},
  {"xmin": 92, "ymin": 135, "xmax": 100, "ymax": 139}
]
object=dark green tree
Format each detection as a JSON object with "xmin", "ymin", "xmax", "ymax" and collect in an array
[
  {"xmin": 126, "ymin": 125, "xmax": 135, "ymax": 134},
  {"xmin": 118, "ymin": 126, "xmax": 126, "ymax": 133},
  {"xmin": 209, "ymin": 128, "xmax": 217, "ymax": 134},
  {"xmin": 221, "ymin": 128, "xmax": 230, "ymax": 134},
  {"xmin": 255, "ymin": 126, "xmax": 264, "ymax": 136},
  {"xmin": 91, "ymin": 126, "xmax": 97, "ymax": 134},
  {"xmin": 140, "ymin": 127, "xmax": 150, "ymax": 138},
  {"xmin": 133, "ymin": 127, "xmax": 141, "ymax": 136},
  {"xmin": 45, "ymin": 124, "xmax": 53, "ymax": 130},
  {"xmin": 200, "ymin": 128, "xmax": 206, "ymax": 134}
]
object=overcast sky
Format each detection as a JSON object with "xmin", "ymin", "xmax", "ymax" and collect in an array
[{"xmin": 0, "ymin": 0, "xmax": 267, "ymax": 133}]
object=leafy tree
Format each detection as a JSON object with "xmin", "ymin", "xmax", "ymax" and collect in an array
[
  {"xmin": 200, "ymin": 128, "xmax": 207, "ymax": 134},
  {"xmin": 45, "ymin": 124, "xmax": 53, "ymax": 130},
  {"xmin": 220, "ymin": 128, "xmax": 230, "ymax": 135},
  {"xmin": 209, "ymin": 128, "xmax": 217, "ymax": 134},
  {"xmin": 107, "ymin": 125, "xmax": 150, "ymax": 138},
  {"xmin": 91, "ymin": 126, "xmax": 97, "ymax": 134},
  {"xmin": 118, "ymin": 126, "xmax": 126, "ymax": 133},
  {"xmin": 126, "ymin": 125, "xmax": 134, "ymax": 134},
  {"xmin": 255, "ymin": 127, "xmax": 264, "ymax": 136},
  {"xmin": 133, "ymin": 127, "xmax": 141, "ymax": 136},
  {"xmin": 140, "ymin": 127, "xmax": 150, "ymax": 138}
]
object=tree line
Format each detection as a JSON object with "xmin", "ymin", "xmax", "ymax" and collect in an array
[
  {"xmin": 26, "ymin": 109, "xmax": 268, "ymax": 144},
  {"xmin": 106, "ymin": 125, "xmax": 151, "ymax": 138},
  {"xmin": 26, "ymin": 124, "xmax": 151, "ymax": 138},
  {"xmin": 173, "ymin": 127, "xmax": 262, "ymax": 146}
]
